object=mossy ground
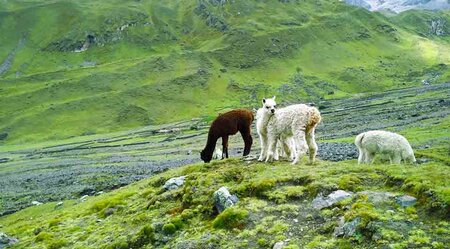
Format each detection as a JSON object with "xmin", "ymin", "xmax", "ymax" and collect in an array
[{"xmin": 1, "ymin": 158, "xmax": 448, "ymax": 248}]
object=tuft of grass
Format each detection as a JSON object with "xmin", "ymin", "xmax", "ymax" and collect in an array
[{"xmin": 212, "ymin": 207, "xmax": 249, "ymax": 230}]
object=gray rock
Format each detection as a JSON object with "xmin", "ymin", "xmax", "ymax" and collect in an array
[
  {"xmin": 273, "ymin": 241, "xmax": 285, "ymax": 249},
  {"xmin": 31, "ymin": 201, "xmax": 43, "ymax": 206},
  {"xmin": 343, "ymin": 217, "xmax": 361, "ymax": 237},
  {"xmin": 104, "ymin": 208, "xmax": 116, "ymax": 217},
  {"xmin": 333, "ymin": 216, "xmax": 346, "ymax": 237},
  {"xmin": 358, "ymin": 191, "xmax": 396, "ymax": 205},
  {"xmin": 163, "ymin": 176, "xmax": 186, "ymax": 190},
  {"xmin": 0, "ymin": 232, "xmax": 18, "ymax": 248},
  {"xmin": 213, "ymin": 187, "xmax": 238, "ymax": 213},
  {"xmin": 312, "ymin": 190, "xmax": 353, "ymax": 210},
  {"xmin": 395, "ymin": 195, "xmax": 417, "ymax": 207},
  {"xmin": 80, "ymin": 195, "xmax": 89, "ymax": 202},
  {"xmin": 334, "ymin": 217, "xmax": 361, "ymax": 237},
  {"xmin": 55, "ymin": 201, "xmax": 63, "ymax": 208}
]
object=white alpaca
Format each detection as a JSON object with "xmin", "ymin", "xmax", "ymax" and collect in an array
[
  {"xmin": 259, "ymin": 97, "xmax": 321, "ymax": 164},
  {"xmin": 355, "ymin": 130, "xmax": 416, "ymax": 164},
  {"xmin": 256, "ymin": 104, "xmax": 296, "ymax": 161}
]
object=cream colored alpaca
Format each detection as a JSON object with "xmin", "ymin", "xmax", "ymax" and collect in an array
[
  {"xmin": 355, "ymin": 130, "xmax": 416, "ymax": 164},
  {"xmin": 256, "ymin": 103, "xmax": 296, "ymax": 161},
  {"xmin": 258, "ymin": 97, "xmax": 321, "ymax": 164}
]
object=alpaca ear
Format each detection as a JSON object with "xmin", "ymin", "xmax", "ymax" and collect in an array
[
  {"xmin": 272, "ymin": 96, "xmax": 276, "ymax": 100},
  {"xmin": 262, "ymin": 98, "xmax": 266, "ymax": 103}
]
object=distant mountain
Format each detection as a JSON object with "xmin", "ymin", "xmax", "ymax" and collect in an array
[{"xmin": 345, "ymin": 0, "xmax": 450, "ymax": 12}]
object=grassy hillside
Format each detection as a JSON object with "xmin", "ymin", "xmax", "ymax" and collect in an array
[
  {"xmin": 1, "ymin": 0, "xmax": 449, "ymax": 144},
  {"xmin": 1, "ymin": 158, "xmax": 448, "ymax": 248}
]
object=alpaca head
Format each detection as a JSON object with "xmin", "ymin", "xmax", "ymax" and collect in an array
[
  {"xmin": 200, "ymin": 149, "xmax": 212, "ymax": 163},
  {"xmin": 262, "ymin": 96, "xmax": 277, "ymax": 115}
]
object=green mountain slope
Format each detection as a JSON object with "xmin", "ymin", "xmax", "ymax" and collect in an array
[{"xmin": 0, "ymin": 0, "xmax": 449, "ymax": 144}]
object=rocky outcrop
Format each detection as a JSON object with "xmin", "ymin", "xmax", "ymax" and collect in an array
[
  {"xmin": 429, "ymin": 18, "xmax": 447, "ymax": 36},
  {"xmin": 194, "ymin": 0, "xmax": 228, "ymax": 32},
  {"xmin": 312, "ymin": 190, "xmax": 353, "ymax": 210},
  {"xmin": 0, "ymin": 232, "xmax": 18, "ymax": 248},
  {"xmin": 334, "ymin": 217, "xmax": 361, "ymax": 237},
  {"xmin": 395, "ymin": 195, "xmax": 417, "ymax": 207},
  {"xmin": 213, "ymin": 187, "xmax": 238, "ymax": 212},
  {"xmin": 163, "ymin": 176, "xmax": 186, "ymax": 190},
  {"xmin": 0, "ymin": 37, "xmax": 26, "ymax": 76},
  {"xmin": 345, "ymin": 0, "xmax": 450, "ymax": 12},
  {"xmin": 45, "ymin": 13, "xmax": 149, "ymax": 52}
]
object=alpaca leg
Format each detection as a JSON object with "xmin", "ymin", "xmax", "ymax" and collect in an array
[
  {"xmin": 365, "ymin": 151, "xmax": 375, "ymax": 164},
  {"xmin": 305, "ymin": 130, "xmax": 318, "ymax": 164},
  {"xmin": 289, "ymin": 138, "xmax": 297, "ymax": 161},
  {"xmin": 240, "ymin": 128, "xmax": 253, "ymax": 156},
  {"xmin": 357, "ymin": 149, "xmax": 365, "ymax": 164},
  {"xmin": 392, "ymin": 154, "xmax": 401, "ymax": 164},
  {"xmin": 222, "ymin": 136, "xmax": 229, "ymax": 159},
  {"xmin": 292, "ymin": 131, "xmax": 308, "ymax": 165},
  {"xmin": 265, "ymin": 135, "xmax": 277, "ymax": 163},
  {"xmin": 282, "ymin": 139, "xmax": 292, "ymax": 160},
  {"xmin": 258, "ymin": 134, "xmax": 267, "ymax": 161},
  {"xmin": 274, "ymin": 139, "xmax": 280, "ymax": 161}
]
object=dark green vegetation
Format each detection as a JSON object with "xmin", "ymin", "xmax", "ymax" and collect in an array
[
  {"xmin": 0, "ymin": 0, "xmax": 449, "ymax": 248},
  {"xmin": 1, "ymin": 0, "xmax": 449, "ymax": 144},
  {"xmin": 0, "ymin": 158, "xmax": 449, "ymax": 248}
]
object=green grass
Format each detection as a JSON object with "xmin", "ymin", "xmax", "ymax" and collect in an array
[
  {"xmin": 1, "ymin": 158, "xmax": 448, "ymax": 248},
  {"xmin": 1, "ymin": 0, "xmax": 449, "ymax": 144}
]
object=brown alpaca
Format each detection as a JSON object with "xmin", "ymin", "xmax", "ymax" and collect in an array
[{"xmin": 200, "ymin": 109, "xmax": 254, "ymax": 163}]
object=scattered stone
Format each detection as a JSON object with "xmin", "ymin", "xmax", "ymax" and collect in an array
[
  {"xmin": 96, "ymin": 191, "xmax": 104, "ymax": 195},
  {"xmin": 334, "ymin": 216, "xmax": 361, "ymax": 237},
  {"xmin": 55, "ymin": 201, "xmax": 63, "ymax": 208},
  {"xmin": 317, "ymin": 142, "xmax": 358, "ymax": 161},
  {"xmin": 31, "ymin": 201, "xmax": 43, "ymax": 206},
  {"xmin": 0, "ymin": 158, "xmax": 9, "ymax": 163},
  {"xmin": 80, "ymin": 195, "xmax": 89, "ymax": 202},
  {"xmin": 0, "ymin": 232, "xmax": 18, "ymax": 248},
  {"xmin": 186, "ymin": 150, "xmax": 192, "ymax": 155},
  {"xmin": 312, "ymin": 190, "xmax": 353, "ymax": 210},
  {"xmin": 395, "ymin": 195, "xmax": 417, "ymax": 207},
  {"xmin": 96, "ymin": 219, "xmax": 103, "ymax": 223},
  {"xmin": 163, "ymin": 176, "xmax": 186, "ymax": 190},
  {"xmin": 333, "ymin": 217, "xmax": 346, "ymax": 237},
  {"xmin": 80, "ymin": 61, "xmax": 96, "ymax": 67},
  {"xmin": 343, "ymin": 217, "xmax": 360, "ymax": 237},
  {"xmin": 104, "ymin": 208, "xmax": 116, "ymax": 217},
  {"xmin": 358, "ymin": 191, "xmax": 395, "ymax": 205},
  {"xmin": 273, "ymin": 241, "xmax": 285, "ymax": 249},
  {"xmin": 213, "ymin": 187, "xmax": 239, "ymax": 213},
  {"xmin": 293, "ymin": 218, "xmax": 298, "ymax": 223}
]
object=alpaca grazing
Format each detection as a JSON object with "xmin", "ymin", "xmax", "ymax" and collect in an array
[
  {"xmin": 200, "ymin": 109, "xmax": 254, "ymax": 163},
  {"xmin": 258, "ymin": 96, "xmax": 321, "ymax": 164},
  {"xmin": 355, "ymin": 130, "xmax": 416, "ymax": 164}
]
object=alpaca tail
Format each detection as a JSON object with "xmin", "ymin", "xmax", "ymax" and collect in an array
[
  {"xmin": 306, "ymin": 107, "xmax": 321, "ymax": 133},
  {"xmin": 354, "ymin": 133, "xmax": 365, "ymax": 149}
]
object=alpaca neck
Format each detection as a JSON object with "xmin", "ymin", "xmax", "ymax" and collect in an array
[
  {"xmin": 203, "ymin": 131, "xmax": 219, "ymax": 154},
  {"xmin": 257, "ymin": 112, "xmax": 272, "ymax": 134}
]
